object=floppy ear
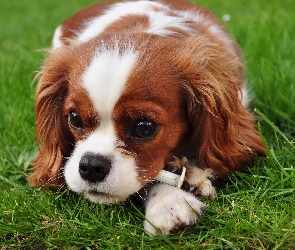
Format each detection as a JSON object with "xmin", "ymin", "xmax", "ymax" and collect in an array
[
  {"xmin": 178, "ymin": 36, "xmax": 265, "ymax": 179},
  {"xmin": 29, "ymin": 48, "xmax": 74, "ymax": 187}
]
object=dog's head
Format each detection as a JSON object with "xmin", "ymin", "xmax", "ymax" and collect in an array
[{"xmin": 30, "ymin": 32, "xmax": 264, "ymax": 203}]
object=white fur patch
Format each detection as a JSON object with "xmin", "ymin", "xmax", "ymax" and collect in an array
[
  {"xmin": 64, "ymin": 41, "xmax": 141, "ymax": 204},
  {"xmin": 76, "ymin": 1, "xmax": 155, "ymax": 42},
  {"xmin": 83, "ymin": 41, "xmax": 137, "ymax": 120},
  {"xmin": 240, "ymin": 84, "xmax": 250, "ymax": 107},
  {"xmin": 145, "ymin": 11, "xmax": 192, "ymax": 36},
  {"xmin": 75, "ymin": 1, "xmax": 193, "ymax": 42},
  {"xmin": 52, "ymin": 25, "xmax": 63, "ymax": 49},
  {"xmin": 144, "ymin": 183, "xmax": 207, "ymax": 235}
]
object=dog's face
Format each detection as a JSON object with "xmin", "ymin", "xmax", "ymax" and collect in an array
[
  {"xmin": 61, "ymin": 36, "xmax": 191, "ymax": 203},
  {"xmin": 30, "ymin": 2, "xmax": 265, "ymax": 203}
]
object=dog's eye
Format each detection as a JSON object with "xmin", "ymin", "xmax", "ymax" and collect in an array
[
  {"xmin": 131, "ymin": 118, "xmax": 158, "ymax": 139},
  {"xmin": 69, "ymin": 111, "xmax": 83, "ymax": 131}
]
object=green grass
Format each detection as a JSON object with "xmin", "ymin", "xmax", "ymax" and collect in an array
[{"xmin": 0, "ymin": 0, "xmax": 294, "ymax": 249}]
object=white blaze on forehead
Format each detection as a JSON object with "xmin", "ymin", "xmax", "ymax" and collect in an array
[
  {"xmin": 64, "ymin": 43, "xmax": 141, "ymax": 204},
  {"xmin": 82, "ymin": 42, "xmax": 138, "ymax": 124}
]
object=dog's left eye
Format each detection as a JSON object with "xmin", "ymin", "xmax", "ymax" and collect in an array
[
  {"xmin": 69, "ymin": 111, "xmax": 83, "ymax": 131},
  {"xmin": 131, "ymin": 118, "xmax": 158, "ymax": 139}
]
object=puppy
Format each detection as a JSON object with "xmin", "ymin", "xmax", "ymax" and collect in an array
[{"xmin": 30, "ymin": 0, "xmax": 265, "ymax": 235}]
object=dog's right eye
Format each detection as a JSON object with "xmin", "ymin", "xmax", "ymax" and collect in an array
[
  {"xmin": 131, "ymin": 118, "xmax": 159, "ymax": 140},
  {"xmin": 69, "ymin": 111, "xmax": 83, "ymax": 131}
]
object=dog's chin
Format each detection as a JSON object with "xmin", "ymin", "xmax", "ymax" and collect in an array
[{"xmin": 84, "ymin": 190, "xmax": 131, "ymax": 204}]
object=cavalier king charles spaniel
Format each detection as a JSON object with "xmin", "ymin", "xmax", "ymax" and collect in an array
[{"xmin": 30, "ymin": 0, "xmax": 265, "ymax": 235}]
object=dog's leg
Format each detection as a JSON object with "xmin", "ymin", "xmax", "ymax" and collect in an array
[{"xmin": 143, "ymin": 183, "xmax": 207, "ymax": 235}]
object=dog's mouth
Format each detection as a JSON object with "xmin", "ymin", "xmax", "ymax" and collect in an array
[
  {"xmin": 85, "ymin": 189, "xmax": 126, "ymax": 204},
  {"xmin": 88, "ymin": 190, "xmax": 111, "ymax": 197}
]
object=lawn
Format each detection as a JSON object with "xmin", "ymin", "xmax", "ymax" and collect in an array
[{"xmin": 0, "ymin": 0, "xmax": 294, "ymax": 249}]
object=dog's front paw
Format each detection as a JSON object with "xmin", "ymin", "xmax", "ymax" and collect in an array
[{"xmin": 143, "ymin": 183, "xmax": 207, "ymax": 235}]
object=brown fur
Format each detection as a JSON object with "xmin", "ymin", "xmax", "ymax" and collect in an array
[{"xmin": 30, "ymin": 0, "xmax": 265, "ymax": 187}]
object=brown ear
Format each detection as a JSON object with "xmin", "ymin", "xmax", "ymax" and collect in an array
[
  {"xmin": 29, "ymin": 48, "xmax": 74, "ymax": 187},
  {"xmin": 178, "ymin": 36, "xmax": 265, "ymax": 179}
]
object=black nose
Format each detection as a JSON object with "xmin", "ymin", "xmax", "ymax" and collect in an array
[{"xmin": 79, "ymin": 153, "xmax": 112, "ymax": 183}]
